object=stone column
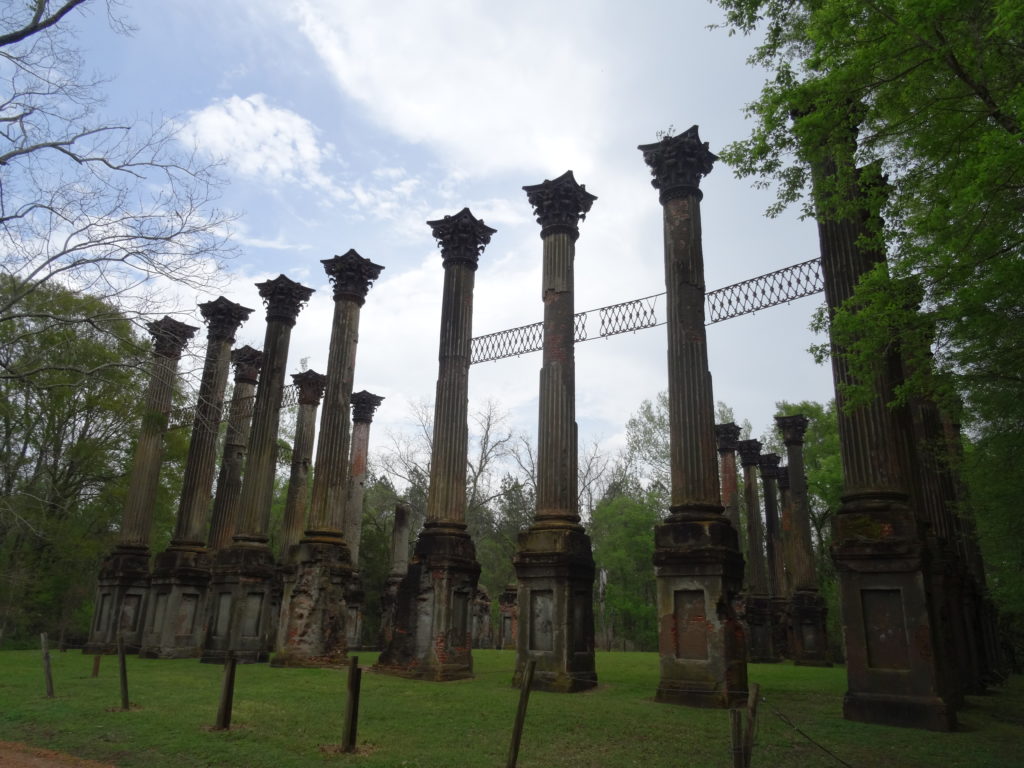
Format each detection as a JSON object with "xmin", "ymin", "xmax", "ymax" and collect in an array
[
  {"xmin": 376, "ymin": 208, "xmax": 495, "ymax": 681},
  {"xmin": 639, "ymin": 127, "xmax": 747, "ymax": 707},
  {"xmin": 812, "ymin": 147, "xmax": 954, "ymax": 728},
  {"xmin": 759, "ymin": 453, "xmax": 789, "ymax": 661},
  {"xmin": 202, "ymin": 275, "xmax": 314, "ymax": 664},
  {"xmin": 716, "ymin": 423, "xmax": 742, "ymax": 533},
  {"xmin": 278, "ymin": 370, "xmax": 327, "ymax": 559},
  {"xmin": 85, "ymin": 317, "xmax": 198, "ymax": 655},
  {"xmin": 343, "ymin": 389, "xmax": 384, "ymax": 650},
  {"xmin": 275, "ymin": 251, "xmax": 383, "ymax": 668},
  {"xmin": 207, "ymin": 346, "xmax": 262, "ymax": 552},
  {"xmin": 513, "ymin": 170, "xmax": 598, "ymax": 693},
  {"xmin": 737, "ymin": 439, "xmax": 774, "ymax": 663},
  {"xmin": 142, "ymin": 298, "xmax": 253, "ymax": 658},
  {"xmin": 758, "ymin": 454, "xmax": 785, "ymax": 597},
  {"xmin": 378, "ymin": 502, "xmax": 412, "ymax": 650},
  {"xmin": 775, "ymin": 469, "xmax": 794, "ymax": 597},
  {"xmin": 775, "ymin": 414, "xmax": 831, "ymax": 664}
]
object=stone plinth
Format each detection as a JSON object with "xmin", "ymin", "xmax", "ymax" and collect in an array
[
  {"xmin": 85, "ymin": 316, "xmax": 198, "ymax": 655},
  {"xmin": 513, "ymin": 171, "xmax": 597, "ymax": 693},
  {"xmin": 639, "ymin": 127, "xmax": 747, "ymax": 707},
  {"xmin": 276, "ymin": 253, "xmax": 382, "ymax": 668},
  {"xmin": 376, "ymin": 209, "xmax": 494, "ymax": 680},
  {"xmin": 379, "ymin": 503, "xmax": 412, "ymax": 650},
  {"xmin": 202, "ymin": 276, "xmax": 313, "ymax": 664}
]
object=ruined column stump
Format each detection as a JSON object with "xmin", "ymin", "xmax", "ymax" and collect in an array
[
  {"xmin": 789, "ymin": 590, "xmax": 830, "ymax": 666},
  {"xmin": 499, "ymin": 585, "xmax": 519, "ymax": 650},
  {"xmin": 203, "ymin": 546, "xmax": 281, "ymax": 664}
]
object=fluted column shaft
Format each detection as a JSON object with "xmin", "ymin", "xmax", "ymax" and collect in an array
[
  {"xmin": 234, "ymin": 276, "xmax": 313, "ymax": 545},
  {"xmin": 662, "ymin": 193, "xmax": 721, "ymax": 514},
  {"xmin": 759, "ymin": 458, "xmax": 784, "ymax": 597},
  {"xmin": 427, "ymin": 261, "xmax": 475, "ymax": 527},
  {"xmin": 344, "ymin": 391, "xmax": 383, "ymax": 564},
  {"xmin": 738, "ymin": 442, "xmax": 768, "ymax": 595},
  {"xmin": 536, "ymin": 231, "xmax": 580, "ymax": 523},
  {"xmin": 121, "ymin": 318, "xmax": 197, "ymax": 548},
  {"xmin": 777, "ymin": 472, "xmax": 795, "ymax": 596},
  {"xmin": 777, "ymin": 417, "xmax": 818, "ymax": 591},
  {"xmin": 389, "ymin": 503, "xmax": 411, "ymax": 577},
  {"xmin": 716, "ymin": 423, "xmax": 742, "ymax": 531},
  {"xmin": 279, "ymin": 371, "xmax": 326, "ymax": 557},
  {"xmin": 172, "ymin": 299, "xmax": 251, "ymax": 549},
  {"xmin": 306, "ymin": 302, "xmax": 361, "ymax": 537},
  {"xmin": 207, "ymin": 348, "xmax": 260, "ymax": 551}
]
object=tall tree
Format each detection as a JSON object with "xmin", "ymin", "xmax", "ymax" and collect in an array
[{"xmin": 0, "ymin": 1, "xmax": 233, "ymax": 384}]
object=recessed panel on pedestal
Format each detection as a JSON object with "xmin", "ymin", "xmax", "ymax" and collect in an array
[
  {"xmin": 862, "ymin": 588, "xmax": 910, "ymax": 670},
  {"xmin": 530, "ymin": 590, "xmax": 554, "ymax": 652},
  {"xmin": 241, "ymin": 593, "xmax": 263, "ymax": 638},
  {"xmin": 176, "ymin": 594, "xmax": 199, "ymax": 636},
  {"xmin": 674, "ymin": 589, "xmax": 709, "ymax": 660},
  {"xmin": 121, "ymin": 595, "xmax": 142, "ymax": 632}
]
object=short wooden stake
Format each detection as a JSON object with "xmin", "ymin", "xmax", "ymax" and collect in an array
[
  {"xmin": 743, "ymin": 682, "xmax": 761, "ymax": 767},
  {"xmin": 117, "ymin": 634, "xmax": 130, "ymax": 711},
  {"xmin": 40, "ymin": 633, "xmax": 54, "ymax": 699},
  {"xmin": 730, "ymin": 708, "xmax": 745, "ymax": 768},
  {"xmin": 214, "ymin": 651, "xmax": 238, "ymax": 730},
  {"xmin": 506, "ymin": 659, "xmax": 536, "ymax": 768},
  {"xmin": 342, "ymin": 656, "xmax": 362, "ymax": 753},
  {"xmin": 91, "ymin": 654, "xmax": 102, "ymax": 678}
]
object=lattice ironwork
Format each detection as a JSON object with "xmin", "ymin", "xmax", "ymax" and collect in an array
[
  {"xmin": 170, "ymin": 258, "xmax": 824, "ymax": 425},
  {"xmin": 470, "ymin": 257, "xmax": 823, "ymax": 363}
]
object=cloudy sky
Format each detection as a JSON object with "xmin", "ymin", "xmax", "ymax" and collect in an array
[{"xmin": 73, "ymin": 0, "xmax": 835, "ymax": 474}]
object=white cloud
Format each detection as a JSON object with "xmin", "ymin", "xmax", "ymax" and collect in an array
[{"xmin": 182, "ymin": 94, "xmax": 347, "ymax": 199}]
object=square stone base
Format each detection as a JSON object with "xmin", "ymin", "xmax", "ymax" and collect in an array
[
  {"xmin": 833, "ymin": 509, "xmax": 957, "ymax": 730},
  {"xmin": 272, "ymin": 540, "xmax": 352, "ymax": 668},
  {"xmin": 744, "ymin": 595, "xmax": 779, "ymax": 663},
  {"xmin": 83, "ymin": 546, "xmax": 151, "ymax": 655},
  {"xmin": 374, "ymin": 525, "xmax": 480, "ymax": 681},
  {"xmin": 790, "ymin": 590, "xmax": 831, "ymax": 667},
  {"xmin": 653, "ymin": 514, "xmax": 747, "ymax": 708},
  {"xmin": 200, "ymin": 544, "xmax": 279, "ymax": 664},
  {"xmin": 138, "ymin": 548, "xmax": 211, "ymax": 659},
  {"xmin": 770, "ymin": 596, "xmax": 792, "ymax": 661},
  {"xmin": 512, "ymin": 524, "xmax": 597, "ymax": 693}
]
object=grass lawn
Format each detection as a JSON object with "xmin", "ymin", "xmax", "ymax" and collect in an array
[{"xmin": 1, "ymin": 649, "xmax": 1022, "ymax": 767}]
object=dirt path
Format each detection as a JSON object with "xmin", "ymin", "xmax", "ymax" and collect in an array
[{"xmin": 0, "ymin": 741, "xmax": 116, "ymax": 768}]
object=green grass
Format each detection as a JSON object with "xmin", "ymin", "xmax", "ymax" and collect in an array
[{"xmin": 1, "ymin": 650, "xmax": 1022, "ymax": 767}]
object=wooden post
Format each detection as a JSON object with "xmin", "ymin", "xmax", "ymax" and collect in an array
[
  {"xmin": 214, "ymin": 651, "xmax": 238, "ymax": 730},
  {"xmin": 743, "ymin": 682, "xmax": 761, "ymax": 767},
  {"xmin": 342, "ymin": 656, "xmax": 362, "ymax": 753},
  {"xmin": 506, "ymin": 659, "xmax": 536, "ymax": 768},
  {"xmin": 40, "ymin": 633, "xmax": 54, "ymax": 699},
  {"xmin": 91, "ymin": 655, "xmax": 102, "ymax": 678},
  {"xmin": 730, "ymin": 708, "xmax": 744, "ymax": 768},
  {"xmin": 117, "ymin": 634, "xmax": 130, "ymax": 711}
]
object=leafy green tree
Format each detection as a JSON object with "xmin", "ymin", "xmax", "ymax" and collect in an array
[
  {"xmin": 589, "ymin": 488, "xmax": 662, "ymax": 651},
  {"xmin": 0, "ymin": 281, "xmax": 185, "ymax": 645}
]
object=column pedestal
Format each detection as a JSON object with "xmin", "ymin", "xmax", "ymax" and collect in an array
[
  {"xmin": 498, "ymin": 584, "xmax": 519, "ymax": 650},
  {"xmin": 770, "ymin": 597, "xmax": 792, "ymax": 661},
  {"xmin": 513, "ymin": 526, "xmax": 596, "ymax": 692},
  {"xmin": 790, "ymin": 589, "xmax": 831, "ymax": 666},
  {"xmin": 83, "ymin": 546, "xmax": 151, "ymax": 655},
  {"xmin": 201, "ymin": 544, "xmax": 280, "ymax": 664},
  {"xmin": 833, "ymin": 503, "xmax": 954, "ymax": 731},
  {"xmin": 139, "ymin": 548, "xmax": 211, "ymax": 658},
  {"xmin": 273, "ymin": 541, "xmax": 353, "ymax": 667},
  {"xmin": 375, "ymin": 526, "xmax": 480, "ymax": 680},
  {"xmin": 344, "ymin": 574, "xmax": 365, "ymax": 651},
  {"xmin": 653, "ymin": 515, "xmax": 746, "ymax": 706}
]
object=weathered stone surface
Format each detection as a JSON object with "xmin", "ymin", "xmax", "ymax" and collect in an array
[
  {"xmin": 716, "ymin": 423, "xmax": 742, "ymax": 531},
  {"xmin": 472, "ymin": 587, "xmax": 494, "ymax": 649},
  {"xmin": 639, "ymin": 128, "xmax": 747, "ymax": 707},
  {"xmin": 202, "ymin": 275, "xmax": 312, "ymax": 665},
  {"xmin": 376, "ymin": 209, "xmax": 493, "ymax": 680},
  {"xmin": 278, "ymin": 253, "xmax": 381, "ymax": 667},
  {"xmin": 85, "ymin": 316, "xmax": 198, "ymax": 655},
  {"xmin": 379, "ymin": 503, "xmax": 412, "ymax": 650},
  {"xmin": 514, "ymin": 171, "xmax": 597, "ymax": 693},
  {"xmin": 498, "ymin": 584, "xmax": 519, "ymax": 651}
]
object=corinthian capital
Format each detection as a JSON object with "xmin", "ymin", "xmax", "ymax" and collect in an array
[
  {"xmin": 427, "ymin": 207, "xmax": 496, "ymax": 270},
  {"xmin": 199, "ymin": 296, "xmax": 254, "ymax": 342},
  {"xmin": 522, "ymin": 170, "xmax": 597, "ymax": 240},
  {"xmin": 322, "ymin": 249, "xmax": 385, "ymax": 306},
  {"xmin": 147, "ymin": 316, "xmax": 199, "ymax": 359},
  {"xmin": 638, "ymin": 125, "xmax": 717, "ymax": 204},
  {"xmin": 775, "ymin": 414, "xmax": 810, "ymax": 446},
  {"xmin": 256, "ymin": 274, "xmax": 314, "ymax": 326}
]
